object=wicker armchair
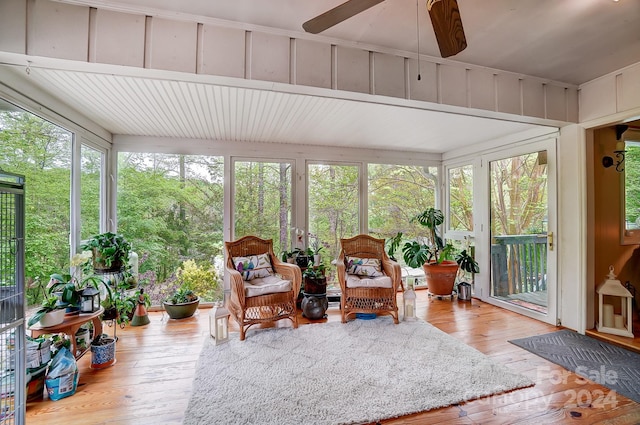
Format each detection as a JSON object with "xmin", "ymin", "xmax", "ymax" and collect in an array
[
  {"xmin": 225, "ymin": 236, "xmax": 301, "ymax": 340},
  {"xmin": 336, "ymin": 234, "xmax": 402, "ymax": 324}
]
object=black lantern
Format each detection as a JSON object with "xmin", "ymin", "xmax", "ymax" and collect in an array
[{"xmin": 80, "ymin": 286, "xmax": 100, "ymax": 313}]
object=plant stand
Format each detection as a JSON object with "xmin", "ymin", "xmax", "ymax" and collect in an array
[{"xmin": 29, "ymin": 307, "xmax": 104, "ymax": 359}]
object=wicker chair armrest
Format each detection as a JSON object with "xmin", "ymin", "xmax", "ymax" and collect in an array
[
  {"xmin": 272, "ymin": 261, "xmax": 302, "ymax": 295},
  {"xmin": 381, "ymin": 257, "xmax": 403, "ymax": 291},
  {"xmin": 336, "ymin": 253, "xmax": 347, "ymax": 293},
  {"xmin": 225, "ymin": 266, "xmax": 246, "ymax": 305}
]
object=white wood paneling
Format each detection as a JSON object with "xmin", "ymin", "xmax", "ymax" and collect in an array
[
  {"xmin": 496, "ymin": 74, "xmax": 521, "ymax": 115},
  {"xmin": 407, "ymin": 58, "xmax": 437, "ymax": 103},
  {"xmin": 439, "ymin": 64, "xmax": 466, "ymax": 107},
  {"xmin": 336, "ymin": 46, "xmax": 370, "ymax": 94},
  {"xmin": 558, "ymin": 124, "xmax": 587, "ymax": 332},
  {"xmin": 295, "ymin": 39, "xmax": 331, "ymax": 89},
  {"xmin": 2, "ymin": 65, "xmax": 559, "ymax": 154},
  {"xmin": 579, "ymin": 76, "xmax": 618, "ymax": 122},
  {"xmin": 619, "ymin": 65, "xmax": 640, "ymax": 113},
  {"xmin": 372, "ymin": 52, "xmax": 404, "ymax": 98},
  {"xmin": 27, "ymin": 0, "xmax": 89, "ymax": 61},
  {"xmin": 0, "ymin": 0, "xmax": 26, "ymax": 54},
  {"xmin": 523, "ymin": 79, "xmax": 545, "ymax": 119},
  {"xmin": 197, "ymin": 25, "xmax": 245, "ymax": 78},
  {"xmin": 546, "ymin": 84, "xmax": 567, "ymax": 121},
  {"xmin": 468, "ymin": 68, "xmax": 495, "ymax": 111},
  {"xmin": 145, "ymin": 17, "xmax": 197, "ymax": 73},
  {"xmin": 11, "ymin": 0, "xmax": 582, "ymax": 124},
  {"xmin": 566, "ymin": 87, "xmax": 578, "ymax": 123},
  {"xmin": 90, "ymin": 9, "xmax": 145, "ymax": 67},
  {"xmin": 250, "ymin": 32, "xmax": 290, "ymax": 84}
]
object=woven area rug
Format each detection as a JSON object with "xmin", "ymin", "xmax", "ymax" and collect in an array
[
  {"xmin": 184, "ymin": 317, "xmax": 533, "ymax": 425},
  {"xmin": 510, "ymin": 329, "xmax": 640, "ymax": 403}
]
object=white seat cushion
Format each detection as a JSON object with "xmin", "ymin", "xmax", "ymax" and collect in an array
[
  {"xmin": 244, "ymin": 274, "xmax": 292, "ymax": 297},
  {"xmin": 346, "ymin": 274, "xmax": 392, "ymax": 289}
]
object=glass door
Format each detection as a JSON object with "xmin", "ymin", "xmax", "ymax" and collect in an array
[{"xmin": 487, "ymin": 140, "xmax": 557, "ymax": 324}]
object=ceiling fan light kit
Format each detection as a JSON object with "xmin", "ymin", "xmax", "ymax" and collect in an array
[{"xmin": 302, "ymin": 0, "xmax": 467, "ymax": 58}]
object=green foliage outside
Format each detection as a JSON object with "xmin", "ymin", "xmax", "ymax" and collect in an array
[
  {"xmin": 0, "ymin": 110, "xmax": 73, "ymax": 306},
  {"xmin": 368, "ymin": 164, "xmax": 438, "ymax": 266},
  {"xmin": 625, "ymin": 144, "xmax": 640, "ymax": 228},
  {"xmin": 234, "ymin": 161, "xmax": 292, "ymax": 254},
  {"xmin": 174, "ymin": 259, "xmax": 221, "ymax": 301},
  {"xmin": 308, "ymin": 164, "xmax": 359, "ymax": 273},
  {"xmin": 117, "ymin": 152, "xmax": 225, "ymax": 305},
  {"xmin": 490, "ymin": 152, "xmax": 548, "ymax": 236}
]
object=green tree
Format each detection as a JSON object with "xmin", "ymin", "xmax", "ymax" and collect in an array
[{"xmin": 0, "ymin": 110, "xmax": 72, "ymax": 306}]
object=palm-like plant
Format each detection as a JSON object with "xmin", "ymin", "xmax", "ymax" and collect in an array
[{"xmin": 402, "ymin": 207, "xmax": 451, "ymax": 267}]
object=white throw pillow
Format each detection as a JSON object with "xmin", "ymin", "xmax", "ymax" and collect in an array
[
  {"xmin": 346, "ymin": 256, "xmax": 383, "ymax": 277},
  {"xmin": 232, "ymin": 253, "xmax": 273, "ymax": 281}
]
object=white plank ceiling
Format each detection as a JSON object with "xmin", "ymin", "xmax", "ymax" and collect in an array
[{"xmin": 2, "ymin": 64, "xmax": 557, "ymax": 153}]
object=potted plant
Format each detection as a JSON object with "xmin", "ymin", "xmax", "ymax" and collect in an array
[
  {"xmin": 27, "ymin": 296, "xmax": 66, "ymax": 328},
  {"xmin": 308, "ymin": 236, "xmax": 325, "ymax": 266},
  {"xmin": 280, "ymin": 249, "xmax": 298, "ymax": 264},
  {"xmin": 456, "ymin": 247, "xmax": 479, "ymax": 301},
  {"xmin": 80, "ymin": 232, "xmax": 132, "ymax": 272},
  {"xmin": 402, "ymin": 207, "xmax": 459, "ymax": 297},
  {"xmin": 100, "ymin": 279, "xmax": 142, "ymax": 326},
  {"xmin": 302, "ymin": 264, "xmax": 327, "ymax": 295},
  {"xmin": 294, "ymin": 248, "xmax": 310, "ymax": 268},
  {"xmin": 163, "ymin": 286, "xmax": 199, "ymax": 319},
  {"xmin": 47, "ymin": 272, "xmax": 112, "ymax": 313},
  {"xmin": 90, "ymin": 333, "xmax": 116, "ymax": 369}
]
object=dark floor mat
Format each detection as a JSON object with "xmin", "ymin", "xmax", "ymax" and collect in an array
[{"xmin": 510, "ymin": 329, "xmax": 640, "ymax": 403}]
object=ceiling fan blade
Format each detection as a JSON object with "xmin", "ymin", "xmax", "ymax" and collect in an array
[
  {"xmin": 302, "ymin": 0, "xmax": 386, "ymax": 34},
  {"xmin": 428, "ymin": 0, "xmax": 467, "ymax": 58}
]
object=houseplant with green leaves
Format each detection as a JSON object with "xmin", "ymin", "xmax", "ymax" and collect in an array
[
  {"xmin": 162, "ymin": 260, "xmax": 202, "ymax": 319},
  {"xmin": 47, "ymin": 252, "xmax": 113, "ymax": 309},
  {"xmin": 402, "ymin": 207, "xmax": 479, "ymax": 297},
  {"xmin": 80, "ymin": 232, "xmax": 132, "ymax": 272},
  {"xmin": 27, "ymin": 296, "xmax": 66, "ymax": 327}
]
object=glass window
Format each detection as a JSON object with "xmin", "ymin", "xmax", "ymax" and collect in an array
[
  {"xmin": 308, "ymin": 163, "xmax": 359, "ymax": 278},
  {"xmin": 117, "ymin": 152, "xmax": 224, "ymax": 305},
  {"xmin": 0, "ymin": 100, "xmax": 72, "ymax": 309},
  {"xmin": 233, "ymin": 160, "xmax": 293, "ymax": 255},
  {"xmin": 447, "ymin": 164, "xmax": 473, "ymax": 232},
  {"xmin": 80, "ymin": 144, "xmax": 102, "ymax": 240},
  {"xmin": 368, "ymin": 164, "xmax": 438, "ymax": 261},
  {"xmin": 623, "ymin": 141, "xmax": 640, "ymax": 240}
]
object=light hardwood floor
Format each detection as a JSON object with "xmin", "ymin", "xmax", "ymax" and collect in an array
[{"xmin": 25, "ymin": 292, "xmax": 640, "ymax": 425}]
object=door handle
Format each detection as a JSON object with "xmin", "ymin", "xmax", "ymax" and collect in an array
[{"xmin": 548, "ymin": 232, "xmax": 554, "ymax": 251}]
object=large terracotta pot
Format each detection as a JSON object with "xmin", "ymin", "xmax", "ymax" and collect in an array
[{"xmin": 422, "ymin": 260, "xmax": 459, "ymax": 296}]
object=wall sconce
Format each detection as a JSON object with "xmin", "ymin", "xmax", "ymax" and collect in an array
[{"xmin": 602, "ymin": 124, "xmax": 629, "ymax": 172}]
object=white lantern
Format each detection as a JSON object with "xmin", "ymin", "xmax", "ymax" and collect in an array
[
  {"xmin": 403, "ymin": 279, "xmax": 417, "ymax": 322},
  {"xmin": 209, "ymin": 303, "xmax": 230, "ymax": 345},
  {"xmin": 596, "ymin": 266, "xmax": 634, "ymax": 338}
]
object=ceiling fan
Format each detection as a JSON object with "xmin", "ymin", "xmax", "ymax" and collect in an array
[{"xmin": 302, "ymin": 0, "xmax": 467, "ymax": 58}]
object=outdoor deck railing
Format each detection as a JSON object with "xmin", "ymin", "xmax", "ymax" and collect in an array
[{"xmin": 491, "ymin": 234, "xmax": 547, "ymax": 296}]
